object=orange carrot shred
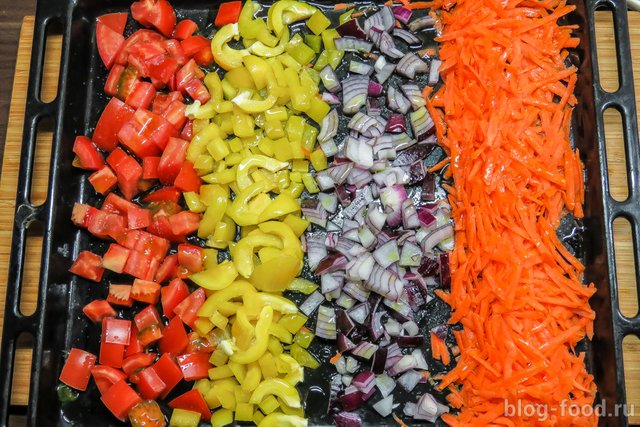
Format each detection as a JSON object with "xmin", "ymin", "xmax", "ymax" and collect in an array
[{"xmin": 329, "ymin": 351, "xmax": 342, "ymax": 364}]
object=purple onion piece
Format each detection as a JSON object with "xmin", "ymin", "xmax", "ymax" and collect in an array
[
  {"xmin": 393, "ymin": 143, "xmax": 435, "ymax": 166},
  {"xmin": 338, "ymin": 333, "xmax": 357, "ymax": 353},
  {"xmin": 352, "ymin": 371, "xmax": 376, "ymax": 394},
  {"xmin": 418, "ymin": 256, "xmax": 439, "ymax": 277},
  {"xmin": 414, "ymin": 393, "xmax": 449, "ymax": 422},
  {"xmin": 368, "ymin": 80, "xmax": 383, "ymax": 97},
  {"xmin": 337, "ymin": 19, "xmax": 368, "ymax": 39},
  {"xmin": 410, "ymin": 107, "xmax": 435, "ymax": 142},
  {"xmin": 337, "ymin": 309, "xmax": 356, "ymax": 335},
  {"xmin": 367, "ymin": 311, "xmax": 385, "ymax": 342},
  {"xmin": 421, "ymin": 173, "xmax": 436, "ymax": 201},
  {"xmin": 392, "ymin": 6, "xmax": 412, "ymax": 24},
  {"xmin": 334, "ymin": 411, "xmax": 363, "ymax": 427},
  {"xmin": 396, "ymin": 53, "xmax": 429, "ymax": 79},
  {"xmin": 341, "ymin": 386, "xmax": 364, "ymax": 411},
  {"xmin": 364, "ymin": 6, "xmax": 395, "ymax": 32},
  {"xmin": 421, "ymin": 223, "xmax": 453, "ymax": 253},
  {"xmin": 366, "ymin": 97, "xmax": 383, "ymax": 116},
  {"xmin": 393, "ymin": 27, "xmax": 421, "ymax": 45},
  {"xmin": 385, "ymin": 114, "xmax": 406, "ymax": 133},
  {"xmin": 380, "ymin": 184, "xmax": 407, "ymax": 227},
  {"xmin": 431, "ymin": 323, "xmax": 448, "ymax": 341},
  {"xmin": 371, "ymin": 347, "xmax": 387, "ymax": 374},
  {"xmin": 404, "ymin": 284, "xmax": 427, "ymax": 311},
  {"xmin": 404, "ymin": 161, "xmax": 427, "ymax": 185},
  {"xmin": 393, "ymin": 335, "xmax": 425, "ymax": 348},
  {"xmin": 316, "ymin": 253, "xmax": 349, "ymax": 275},
  {"xmin": 408, "ymin": 15, "xmax": 436, "ymax": 32},
  {"xmin": 417, "ymin": 207, "xmax": 437, "ymax": 229},
  {"xmin": 439, "ymin": 252, "xmax": 451, "ymax": 288}
]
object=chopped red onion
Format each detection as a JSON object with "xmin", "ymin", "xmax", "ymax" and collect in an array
[
  {"xmin": 367, "ymin": 81, "xmax": 383, "ymax": 98},
  {"xmin": 402, "ymin": 320, "xmax": 420, "ymax": 336},
  {"xmin": 380, "ymin": 185, "xmax": 407, "ymax": 227},
  {"xmin": 393, "ymin": 143, "xmax": 434, "ymax": 165},
  {"xmin": 322, "ymin": 92, "xmax": 341, "ymax": 105},
  {"xmin": 408, "ymin": 15, "xmax": 436, "ymax": 32},
  {"xmin": 387, "ymin": 354, "xmax": 417, "ymax": 376},
  {"xmin": 338, "ymin": 333, "xmax": 357, "ymax": 352},
  {"xmin": 414, "ymin": 393, "xmax": 449, "ymax": 422},
  {"xmin": 342, "ymin": 186, "xmax": 373, "ymax": 219},
  {"xmin": 384, "ymin": 317, "xmax": 402, "ymax": 336},
  {"xmin": 335, "ymin": 411, "xmax": 363, "ymax": 427},
  {"xmin": 392, "ymin": 6, "xmax": 412, "ymax": 24},
  {"xmin": 337, "ymin": 19, "xmax": 368, "ymax": 39},
  {"xmin": 365, "ymin": 264, "xmax": 403, "ymax": 301},
  {"xmin": 393, "ymin": 335, "xmax": 425, "ymax": 348},
  {"xmin": 322, "ymin": 162, "xmax": 354, "ymax": 188},
  {"xmin": 316, "ymin": 305, "xmax": 337, "ymax": 340},
  {"xmin": 393, "ymin": 27, "xmax": 420, "ymax": 44},
  {"xmin": 348, "ymin": 113, "xmax": 384, "ymax": 138},
  {"xmin": 318, "ymin": 108, "xmax": 338, "ymax": 143},
  {"xmin": 345, "ymin": 356, "xmax": 360, "ymax": 373},
  {"xmin": 319, "ymin": 192, "xmax": 338, "ymax": 214},
  {"xmin": 349, "ymin": 60, "xmax": 373, "ymax": 76},
  {"xmin": 357, "ymin": 225, "xmax": 377, "ymax": 250},
  {"xmin": 337, "ymin": 308, "xmax": 356, "ymax": 335},
  {"xmin": 341, "ymin": 386, "xmax": 364, "ymax": 411},
  {"xmin": 421, "ymin": 173, "xmax": 436, "ymax": 201},
  {"xmin": 412, "ymin": 349, "xmax": 429, "ymax": 370},
  {"xmin": 300, "ymin": 291, "xmax": 325, "ymax": 316},
  {"xmin": 396, "ymin": 53, "xmax": 429, "ymax": 79},
  {"xmin": 428, "ymin": 58, "xmax": 441, "ymax": 86},
  {"xmin": 348, "ymin": 303, "xmax": 369, "ymax": 324},
  {"xmin": 322, "ymin": 272, "xmax": 344, "ymax": 294},
  {"xmin": 352, "ymin": 371, "xmax": 376, "ymax": 394},
  {"xmin": 369, "ymin": 26, "xmax": 403, "ymax": 59},
  {"xmin": 342, "ymin": 76, "xmax": 369, "ymax": 114},
  {"xmin": 387, "ymin": 86, "xmax": 411, "ymax": 115},
  {"xmin": 351, "ymin": 341, "xmax": 378, "ymax": 360},
  {"xmin": 320, "ymin": 65, "xmax": 341, "ymax": 93},
  {"xmin": 306, "ymin": 235, "xmax": 328, "ymax": 270},
  {"xmin": 404, "ymin": 283, "xmax": 426, "ymax": 310},
  {"xmin": 335, "ymin": 356, "xmax": 347, "ymax": 374},
  {"xmin": 383, "ymin": 297, "xmax": 413, "ymax": 322},
  {"xmin": 344, "ymin": 281, "xmax": 371, "ymax": 302},
  {"xmin": 373, "ymin": 240, "xmax": 400, "ymax": 269},
  {"xmin": 410, "ymin": 106, "xmax": 435, "ymax": 142},
  {"xmin": 374, "ymin": 56, "xmax": 395, "ymax": 84},
  {"xmin": 320, "ymin": 139, "xmax": 339, "ymax": 158},
  {"xmin": 316, "ymin": 253, "xmax": 349, "ymax": 275},
  {"xmin": 346, "ymin": 252, "xmax": 376, "ymax": 281},
  {"xmin": 368, "ymin": 310, "xmax": 385, "ymax": 341},
  {"xmin": 439, "ymin": 252, "xmax": 451, "ymax": 288},
  {"xmin": 364, "ymin": 6, "xmax": 395, "ymax": 32},
  {"xmin": 400, "ymin": 83, "xmax": 426, "ymax": 110},
  {"xmin": 372, "ymin": 395, "xmax": 394, "ymax": 417},
  {"xmin": 421, "ymin": 223, "xmax": 453, "ymax": 253},
  {"xmin": 365, "ymin": 205, "xmax": 387, "ymax": 232},
  {"xmin": 334, "ymin": 36, "xmax": 373, "ymax": 53},
  {"xmin": 401, "ymin": 198, "xmax": 420, "ymax": 229},
  {"xmin": 399, "ymin": 242, "xmax": 422, "ymax": 267},
  {"xmin": 404, "ymin": 402, "xmax": 417, "ymax": 417},
  {"xmin": 374, "ymin": 373, "xmax": 396, "ymax": 398},
  {"xmin": 397, "ymin": 370, "xmax": 422, "ymax": 392},
  {"xmin": 301, "ymin": 199, "xmax": 328, "ymax": 228},
  {"xmin": 385, "ymin": 114, "xmax": 406, "ymax": 133},
  {"xmin": 417, "ymin": 207, "xmax": 437, "ymax": 230}
]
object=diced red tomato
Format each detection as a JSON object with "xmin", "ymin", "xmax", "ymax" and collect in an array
[
  {"xmin": 215, "ymin": 1, "xmax": 242, "ymax": 27},
  {"xmin": 142, "ymin": 186, "xmax": 182, "ymax": 204},
  {"xmin": 186, "ymin": 332, "xmax": 215, "ymax": 354},
  {"xmin": 86, "ymin": 209, "xmax": 126, "ymax": 240},
  {"xmin": 136, "ymin": 366, "xmax": 167, "ymax": 400},
  {"xmin": 96, "ymin": 22, "xmax": 125, "ymax": 69},
  {"xmin": 147, "ymin": 215, "xmax": 186, "ymax": 243},
  {"xmin": 147, "ymin": 54, "xmax": 179, "ymax": 88},
  {"xmin": 128, "ymin": 400, "xmax": 165, "ymax": 427},
  {"xmin": 159, "ymin": 316, "xmax": 189, "ymax": 355},
  {"xmin": 134, "ymin": 232, "xmax": 170, "ymax": 261},
  {"xmin": 119, "ymin": 108, "xmax": 176, "ymax": 157},
  {"xmin": 100, "ymin": 340, "xmax": 126, "ymax": 369},
  {"xmin": 107, "ymin": 284, "xmax": 134, "ymax": 307},
  {"xmin": 168, "ymin": 389, "xmax": 211, "ymax": 420},
  {"xmin": 116, "ymin": 159, "xmax": 144, "ymax": 200},
  {"xmin": 103, "ymin": 318, "xmax": 132, "ymax": 346},
  {"xmin": 118, "ymin": 66, "xmax": 141, "ymax": 101},
  {"xmin": 97, "ymin": 13, "xmax": 128, "ymax": 34},
  {"xmin": 160, "ymin": 278, "xmax": 189, "ymax": 318},
  {"xmin": 180, "ymin": 120, "xmax": 193, "ymax": 140},
  {"xmin": 131, "ymin": 279, "xmax": 162, "ymax": 305},
  {"xmin": 91, "ymin": 365, "xmax": 127, "ymax": 395},
  {"xmin": 175, "ymin": 59, "xmax": 204, "ymax": 92},
  {"xmin": 73, "ymin": 136, "xmax": 104, "ymax": 170},
  {"xmin": 116, "ymin": 29, "xmax": 166, "ymax": 66},
  {"xmin": 153, "ymin": 353, "xmax": 183, "ymax": 398},
  {"xmin": 135, "ymin": 305, "xmax": 164, "ymax": 346},
  {"xmin": 71, "ymin": 203, "xmax": 93, "ymax": 227},
  {"xmin": 173, "ymin": 20, "xmax": 198, "ymax": 40},
  {"xmin": 180, "ymin": 35, "xmax": 209, "ymax": 57},
  {"xmin": 102, "ymin": 192, "xmax": 138, "ymax": 215},
  {"xmin": 183, "ymin": 78, "xmax": 210, "ymax": 104},
  {"xmin": 59, "ymin": 348, "xmax": 97, "ymax": 391},
  {"xmin": 173, "ymin": 162, "xmax": 200, "ymax": 193},
  {"xmin": 127, "ymin": 206, "xmax": 152, "ymax": 229},
  {"xmin": 93, "ymin": 98, "xmax": 135, "ymax": 152},
  {"xmin": 131, "ymin": 0, "xmax": 177, "ymax": 37},
  {"xmin": 162, "ymin": 100, "xmax": 187, "ymax": 130},
  {"xmin": 176, "ymin": 353, "xmax": 211, "ymax": 382},
  {"xmin": 168, "ymin": 210, "xmax": 200, "ymax": 237},
  {"xmin": 193, "ymin": 47, "xmax": 214, "ymax": 67},
  {"xmin": 82, "ymin": 300, "xmax": 116, "ymax": 323},
  {"xmin": 157, "ymin": 137, "xmax": 188, "ymax": 184},
  {"xmin": 152, "ymin": 91, "xmax": 183, "ymax": 114},
  {"xmin": 164, "ymin": 39, "xmax": 187, "ymax": 66},
  {"xmin": 126, "ymin": 81, "xmax": 156, "ymax": 110},
  {"xmin": 123, "ymin": 250, "xmax": 154, "ymax": 279},
  {"xmin": 105, "ymin": 64, "xmax": 125, "ymax": 97},
  {"xmin": 122, "ymin": 352, "xmax": 156, "ymax": 377},
  {"xmin": 125, "ymin": 325, "xmax": 145, "ymax": 357},
  {"xmin": 173, "ymin": 288, "xmax": 206, "ymax": 328},
  {"xmin": 144, "ymin": 257, "xmax": 161, "ymax": 282},
  {"xmin": 178, "ymin": 244, "xmax": 204, "ymax": 273},
  {"xmin": 101, "ymin": 379, "xmax": 143, "ymax": 421},
  {"xmin": 142, "ymin": 157, "xmax": 160, "ymax": 180},
  {"xmin": 70, "ymin": 251, "xmax": 105, "ymax": 282},
  {"xmin": 88, "ymin": 165, "xmax": 118, "ymax": 195},
  {"xmin": 105, "ymin": 147, "xmax": 129, "ymax": 170},
  {"xmin": 155, "ymin": 254, "xmax": 178, "ymax": 284},
  {"xmin": 102, "ymin": 244, "xmax": 131, "ymax": 274}
]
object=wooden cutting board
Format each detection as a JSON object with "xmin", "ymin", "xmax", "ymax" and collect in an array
[{"xmin": 1, "ymin": 12, "xmax": 639, "ymax": 423}]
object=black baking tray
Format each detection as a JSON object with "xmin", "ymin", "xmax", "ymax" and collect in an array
[{"xmin": 0, "ymin": 0, "xmax": 638, "ymax": 426}]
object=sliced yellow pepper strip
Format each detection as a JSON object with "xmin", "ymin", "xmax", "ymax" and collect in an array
[
  {"xmin": 250, "ymin": 378, "xmax": 301, "ymax": 408},
  {"xmin": 198, "ymin": 280, "xmax": 257, "ymax": 317},
  {"xmin": 227, "ymin": 180, "xmax": 274, "ymax": 226},
  {"xmin": 233, "ymin": 232, "xmax": 283, "ymax": 278},
  {"xmin": 258, "ymin": 194, "xmax": 301, "ymax": 222},
  {"xmin": 231, "ymin": 306, "xmax": 273, "ymax": 364},
  {"xmin": 236, "ymin": 155, "xmax": 289, "ymax": 191},
  {"xmin": 232, "ymin": 90, "xmax": 278, "ymax": 114},
  {"xmin": 258, "ymin": 413, "xmax": 308, "ymax": 427},
  {"xmin": 189, "ymin": 260, "xmax": 238, "ymax": 291},
  {"xmin": 211, "ymin": 23, "xmax": 250, "ymax": 70},
  {"xmin": 258, "ymin": 221, "xmax": 303, "ymax": 261}
]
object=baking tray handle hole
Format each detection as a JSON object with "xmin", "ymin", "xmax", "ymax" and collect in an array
[
  {"xmin": 613, "ymin": 216, "xmax": 637, "ymax": 318},
  {"xmin": 594, "ymin": 6, "xmax": 619, "ymax": 93},
  {"xmin": 39, "ymin": 18, "xmax": 63, "ymax": 104},
  {"xmin": 622, "ymin": 335, "xmax": 640, "ymax": 419},
  {"xmin": 9, "ymin": 333, "xmax": 33, "ymax": 411},
  {"xmin": 30, "ymin": 116, "xmax": 54, "ymax": 207},
  {"xmin": 19, "ymin": 222, "xmax": 44, "ymax": 317},
  {"xmin": 603, "ymin": 107, "xmax": 629, "ymax": 202}
]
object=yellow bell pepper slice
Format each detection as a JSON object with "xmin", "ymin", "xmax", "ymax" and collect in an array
[
  {"xmin": 236, "ymin": 155, "xmax": 289, "ymax": 191},
  {"xmin": 258, "ymin": 413, "xmax": 307, "ymax": 427},
  {"xmin": 233, "ymin": 232, "xmax": 283, "ymax": 278},
  {"xmin": 231, "ymin": 306, "xmax": 273, "ymax": 364},
  {"xmin": 232, "ymin": 90, "xmax": 278, "ymax": 114},
  {"xmin": 249, "ymin": 27, "xmax": 289, "ymax": 58},
  {"xmin": 241, "ymin": 361, "xmax": 262, "ymax": 392},
  {"xmin": 250, "ymin": 378, "xmax": 301, "ymax": 408},
  {"xmin": 244, "ymin": 292, "xmax": 297, "ymax": 315},
  {"xmin": 257, "ymin": 194, "xmax": 301, "ymax": 223},
  {"xmin": 211, "ymin": 23, "xmax": 250, "ymax": 70},
  {"xmin": 233, "ymin": 308, "xmax": 257, "ymax": 350},
  {"xmin": 227, "ymin": 180, "xmax": 274, "ymax": 226},
  {"xmin": 243, "ymin": 55, "xmax": 277, "ymax": 90},
  {"xmin": 258, "ymin": 221, "xmax": 303, "ymax": 261},
  {"xmin": 199, "ymin": 280, "xmax": 257, "ymax": 317},
  {"xmin": 249, "ymin": 254, "xmax": 300, "ymax": 294},
  {"xmin": 189, "ymin": 260, "xmax": 238, "ymax": 291}
]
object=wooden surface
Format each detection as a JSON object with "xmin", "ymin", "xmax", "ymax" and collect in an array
[{"xmin": 1, "ymin": 10, "xmax": 640, "ymax": 423}]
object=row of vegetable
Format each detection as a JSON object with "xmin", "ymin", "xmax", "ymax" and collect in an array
[{"xmin": 59, "ymin": 0, "xmax": 459, "ymax": 426}]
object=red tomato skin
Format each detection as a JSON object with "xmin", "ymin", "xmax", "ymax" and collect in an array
[
  {"xmin": 123, "ymin": 250, "xmax": 154, "ymax": 280},
  {"xmin": 183, "ymin": 78, "xmax": 211, "ymax": 104},
  {"xmin": 215, "ymin": 1, "xmax": 243, "ymax": 27},
  {"xmin": 173, "ymin": 162, "xmax": 201, "ymax": 193},
  {"xmin": 160, "ymin": 278, "xmax": 190, "ymax": 318},
  {"xmin": 142, "ymin": 186, "xmax": 181, "ymax": 204},
  {"xmin": 155, "ymin": 254, "xmax": 179, "ymax": 284},
  {"xmin": 153, "ymin": 353, "xmax": 184, "ymax": 398},
  {"xmin": 169, "ymin": 389, "xmax": 211, "ymax": 420},
  {"xmin": 193, "ymin": 47, "xmax": 214, "ymax": 67},
  {"xmin": 162, "ymin": 100, "xmax": 187, "ymax": 130},
  {"xmin": 125, "ymin": 325, "xmax": 145, "ymax": 357},
  {"xmin": 173, "ymin": 20, "xmax": 198, "ymax": 40},
  {"xmin": 177, "ymin": 244, "xmax": 204, "ymax": 273},
  {"xmin": 70, "ymin": 251, "xmax": 105, "ymax": 282},
  {"xmin": 131, "ymin": 279, "xmax": 162, "ymax": 304},
  {"xmin": 126, "ymin": 81, "xmax": 156, "ymax": 110},
  {"xmin": 93, "ymin": 98, "xmax": 135, "ymax": 152},
  {"xmin": 73, "ymin": 136, "xmax": 104, "ymax": 170},
  {"xmin": 100, "ymin": 379, "xmax": 142, "ymax": 421},
  {"xmin": 88, "ymin": 165, "xmax": 118, "ymax": 195},
  {"xmin": 91, "ymin": 365, "xmax": 127, "ymax": 395},
  {"xmin": 127, "ymin": 206, "xmax": 153, "ymax": 229},
  {"xmin": 83, "ymin": 299, "xmax": 116, "ymax": 323},
  {"xmin": 159, "ymin": 316, "xmax": 189, "ymax": 355},
  {"xmin": 180, "ymin": 35, "xmax": 209, "ymax": 57},
  {"xmin": 59, "ymin": 348, "xmax": 97, "ymax": 391},
  {"xmin": 136, "ymin": 366, "xmax": 167, "ymax": 400},
  {"xmin": 152, "ymin": 91, "xmax": 183, "ymax": 114},
  {"xmin": 131, "ymin": 0, "xmax": 177, "ymax": 37},
  {"xmin": 142, "ymin": 156, "xmax": 161, "ymax": 180},
  {"xmin": 173, "ymin": 288, "xmax": 206, "ymax": 328},
  {"xmin": 158, "ymin": 137, "xmax": 189, "ymax": 184},
  {"xmin": 97, "ymin": 13, "xmax": 128, "ymax": 34},
  {"xmin": 96, "ymin": 22, "xmax": 125, "ymax": 69}
]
